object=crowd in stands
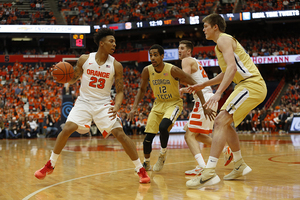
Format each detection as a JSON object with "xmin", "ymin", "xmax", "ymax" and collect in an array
[
  {"xmin": 0, "ymin": 61, "xmax": 64, "ymax": 139},
  {"xmin": 240, "ymin": 0, "xmax": 300, "ymax": 12},
  {"xmin": 0, "ymin": 0, "xmax": 56, "ymax": 25},
  {"xmin": 59, "ymin": 0, "xmax": 217, "ymax": 26}
]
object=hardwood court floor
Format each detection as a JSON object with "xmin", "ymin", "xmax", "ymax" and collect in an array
[{"xmin": 1, "ymin": 133, "xmax": 300, "ymax": 200}]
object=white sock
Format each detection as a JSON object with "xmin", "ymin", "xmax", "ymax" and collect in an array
[
  {"xmin": 206, "ymin": 156, "xmax": 218, "ymax": 168},
  {"xmin": 195, "ymin": 153, "xmax": 206, "ymax": 169},
  {"xmin": 50, "ymin": 151, "xmax": 59, "ymax": 167},
  {"xmin": 160, "ymin": 147, "xmax": 167, "ymax": 154},
  {"xmin": 144, "ymin": 157, "xmax": 150, "ymax": 162},
  {"xmin": 133, "ymin": 158, "xmax": 143, "ymax": 171},
  {"xmin": 232, "ymin": 150, "xmax": 242, "ymax": 162}
]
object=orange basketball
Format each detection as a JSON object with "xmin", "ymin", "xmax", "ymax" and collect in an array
[{"xmin": 52, "ymin": 62, "xmax": 74, "ymax": 83}]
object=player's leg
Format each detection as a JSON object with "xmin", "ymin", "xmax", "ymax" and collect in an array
[
  {"xmin": 187, "ymin": 81, "xmax": 267, "ymax": 188},
  {"xmin": 34, "ymin": 121, "xmax": 78, "ymax": 180},
  {"xmin": 153, "ymin": 102, "xmax": 182, "ymax": 172},
  {"xmin": 34, "ymin": 99, "xmax": 92, "ymax": 180},
  {"xmin": 143, "ymin": 109, "xmax": 162, "ymax": 171},
  {"xmin": 111, "ymin": 126, "xmax": 150, "ymax": 183}
]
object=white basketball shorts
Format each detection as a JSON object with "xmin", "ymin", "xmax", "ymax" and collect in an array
[
  {"xmin": 66, "ymin": 98, "xmax": 122, "ymax": 138},
  {"xmin": 184, "ymin": 92, "xmax": 217, "ymax": 134}
]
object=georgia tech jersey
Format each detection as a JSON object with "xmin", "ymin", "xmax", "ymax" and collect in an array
[
  {"xmin": 215, "ymin": 33, "xmax": 263, "ymax": 84},
  {"xmin": 148, "ymin": 62, "xmax": 181, "ymax": 102},
  {"xmin": 78, "ymin": 52, "xmax": 115, "ymax": 102}
]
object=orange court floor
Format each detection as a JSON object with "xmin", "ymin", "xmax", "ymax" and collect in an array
[{"xmin": 1, "ymin": 132, "xmax": 300, "ymax": 200}]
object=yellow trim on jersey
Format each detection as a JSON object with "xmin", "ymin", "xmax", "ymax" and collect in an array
[{"xmin": 148, "ymin": 62, "xmax": 181, "ymax": 102}]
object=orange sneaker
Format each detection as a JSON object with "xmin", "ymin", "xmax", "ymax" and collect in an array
[
  {"xmin": 34, "ymin": 160, "xmax": 54, "ymax": 180},
  {"xmin": 137, "ymin": 167, "xmax": 150, "ymax": 184},
  {"xmin": 223, "ymin": 146, "xmax": 233, "ymax": 166}
]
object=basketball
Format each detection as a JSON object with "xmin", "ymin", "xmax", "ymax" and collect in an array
[{"xmin": 52, "ymin": 62, "xmax": 74, "ymax": 83}]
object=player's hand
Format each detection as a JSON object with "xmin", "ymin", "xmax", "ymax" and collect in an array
[
  {"xmin": 204, "ymin": 93, "xmax": 221, "ymax": 110},
  {"xmin": 187, "ymin": 83, "xmax": 205, "ymax": 94},
  {"xmin": 128, "ymin": 108, "xmax": 137, "ymax": 122},
  {"xmin": 50, "ymin": 63, "xmax": 58, "ymax": 79},
  {"xmin": 203, "ymin": 106, "xmax": 217, "ymax": 121},
  {"xmin": 108, "ymin": 107, "xmax": 118, "ymax": 120},
  {"xmin": 179, "ymin": 88, "xmax": 185, "ymax": 98}
]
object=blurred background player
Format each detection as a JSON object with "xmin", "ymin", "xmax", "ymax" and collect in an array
[
  {"xmin": 34, "ymin": 28, "xmax": 150, "ymax": 184},
  {"xmin": 178, "ymin": 40, "xmax": 233, "ymax": 176},
  {"xmin": 128, "ymin": 44, "xmax": 215, "ymax": 172},
  {"xmin": 187, "ymin": 13, "xmax": 267, "ymax": 188}
]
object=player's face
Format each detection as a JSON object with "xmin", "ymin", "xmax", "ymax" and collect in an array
[
  {"xmin": 203, "ymin": 22, "xmax": 214, "ymax": 40},
  {"xmin": 101, "ymin": 35, "xmax": 116, "ymax": 54},
  {"xmin": 149, "ymin": 49, "xmax": 164, "ymax": 68},
  {"xmin": 178, "ymin": 44, "xmax": 189, "ymax": 60}
]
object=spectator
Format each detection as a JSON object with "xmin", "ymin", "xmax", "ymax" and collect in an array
[
  {"xmin": 45, "ymin": 114, "xmax": 58, "ymax": 138},
  {"xmin": 26, "ymin": 116, "xmax": 38, "ymax": 138}
]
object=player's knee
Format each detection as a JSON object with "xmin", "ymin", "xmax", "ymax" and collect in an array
[
  {"xmin": 61, "ymin": 122, "xmax": 78, "ymax": 136},
  {"xmin": 184, "ymin": 130, "xmax": 196, "ymax": 141},
  {"xmin": 112, "ymin": 128, "xmax": 127, "ymax": 141},
  {"xmin": 143, "ymin": 133, "xmax": 155, "ymax": 154},
  {"xmin": 214, "ymin": 111, "xmax": 232, "ymax": 128},
  {"xmin": 159, "ymin": 118, "xmax": 172, "ymax": 133}
]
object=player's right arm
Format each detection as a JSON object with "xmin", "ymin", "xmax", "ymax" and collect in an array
[
  {"xmin": 128, "ymin": 67, "xmax": 149, "ymax": 121},
  {"xmin": 68, "ymin": 54, "xmax": 89, "ymax": 84},
  {"xmin": 187, "ymin": 72, "xmax": 224, "ymax": 93}
]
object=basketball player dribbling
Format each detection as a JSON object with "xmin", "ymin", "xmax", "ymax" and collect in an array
[
  {"xmin": 186, "ymin": 13, "xmax": 267, "ymax": 188},
  {"xmin": 178, "ymin": 40, "xmax": 233, "ymax": 176},
  {"xmin": 34, "ymin": 28, "xmax": 150, "ymax": 184},
  {"xmin": 128, "ymin": 44, "xmax": 216, "ymax": 173}
]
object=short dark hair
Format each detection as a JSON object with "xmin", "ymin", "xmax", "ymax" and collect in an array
[
  {"xmin": 179, "ymin": 40, "xmax": 194, "ymax": 53},
  {"xmin": 202, "ymin": 13, "xmax": 226, "ymax": 32},
  {"xmin": 93, "ymin": 28, "xmax": 115, "ymax": 46},
  {"xmin": 149, "ymin": 44, "xmax": 164, "ymax": 55}
]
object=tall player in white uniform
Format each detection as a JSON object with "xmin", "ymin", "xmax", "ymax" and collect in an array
[
  {"xmin": 178, "ymin": 40, "xmax": 233, "ymax": 176},
  {"xmin": 34, "ymin": 28, "xmax": 150, "ymax": 184}
]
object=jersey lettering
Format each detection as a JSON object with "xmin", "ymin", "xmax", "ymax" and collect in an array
[
  {"xmin": 157, "ymin": 93, "xmax": 172, "ymax": 100},
  {"xmin": 197, "ymin": 61, "xmax": 208, "ymax": 78},
  {"xmin": 87, "ymin": 69, "xmax": 110, "ymax": 78}
]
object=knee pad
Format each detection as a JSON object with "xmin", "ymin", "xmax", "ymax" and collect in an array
[
  {"xmin": 159, "ymin": 118, "xmax": 173, "ymax": 133},
  {"xmin": 159, "ymin": 118, "xmax": 172, "ymax": 148},
  {"xmin": 143, "ymin": 133, "xmax": 155, "ymax": 154}
]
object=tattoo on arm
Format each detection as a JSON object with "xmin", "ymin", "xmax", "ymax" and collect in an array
[{"xmin": 115, "ymin": 76, "xmax": 123, "ymax": 93}]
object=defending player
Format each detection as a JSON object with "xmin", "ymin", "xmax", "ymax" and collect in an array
[
  {"xmin": 178, "ymin": 40, "xmax": 233, "ymax": 176},
  {"xmin": 34, "ymin": 28, "xmax": 150, "ymax": 184},
  {"xmin": 128, "ymin": 44, "xmax": 215, "ymax": 172},
  {"xmin": 187, "ymin": 14, "xmax": 267, "ymax": 188}
]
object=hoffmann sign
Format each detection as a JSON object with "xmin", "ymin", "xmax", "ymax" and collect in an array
[{"xmin": 199, "ymin": 55, "xmax": 300, "ymax": 67}]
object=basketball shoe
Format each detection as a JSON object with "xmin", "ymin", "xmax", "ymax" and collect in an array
[
  {"xmin": 223, "ymin": 158, "xmax": 252, "ymax": 180},
  {"xmin": 153, "ymin": 152, "xmax": 166, "ymax": 172},
  {"xmin": 34, "ymin": 160, "xmax": 54, "ymax": 180},
  {"xmin": 143, "ymin": 161, "xmax": 152, "ymax": 171},
  {"xmin": 185, "ymin": 165, "xmax": 203, "ymax": 175},
  {"xmin": 137, "ymin": 167, "xmax": 151, "ymax": 183},
  {"xmin": 186, "ymin": 168, "xmax": 220, "ymax": 189},
  {"xmin": 223, "ymin": 146, "xmax": 233, "ymax": 166}
]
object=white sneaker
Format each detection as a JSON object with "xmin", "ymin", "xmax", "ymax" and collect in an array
[
  {"xmin": 223, "ymin": 146, "xmax": 233, "ymax": 166},
  {"xmin": 185, "ymin": 165, "xmax": 203, "ymax": 175},
  {"xmin": 153, "ymin": 153, "xmax": 166, "ymax": 172},
  {"xmin": 186, "ymin": 168, "xmax": 220, "ymax": 189}
]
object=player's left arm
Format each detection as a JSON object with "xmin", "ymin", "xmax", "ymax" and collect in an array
[
  {"xmin": 113, "ymin": 60, "xmax": 124, "ymax": 110},
  {"xmin": 171, "ymin": 66, "xmax": 216, "ymax": 120},
  {"xmin": 214, "ymin": 36, "xmax": 237, "ymax": 96},
  {"xmin": 204, "ymin": 36, "xmax": 236, "ymax": 109},
  {"xmin": 109, "ymin": 60, "xmax": 124, "ymax": 119}
]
